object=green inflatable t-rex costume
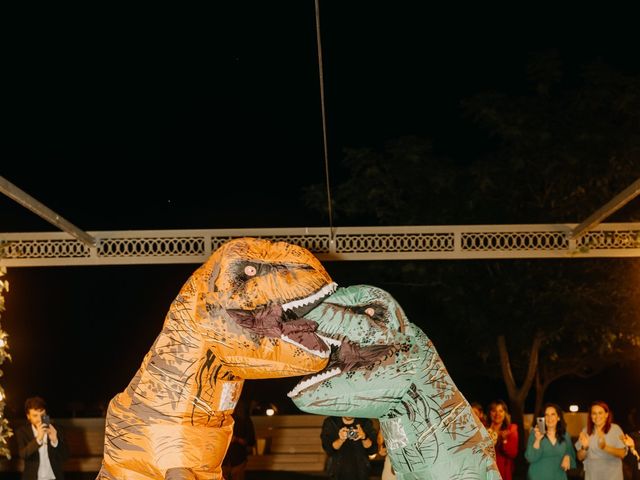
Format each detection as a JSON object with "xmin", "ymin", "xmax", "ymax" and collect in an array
[{"xmin": 289, "ymin": 285, "xmax": 501, "ymax": 480}]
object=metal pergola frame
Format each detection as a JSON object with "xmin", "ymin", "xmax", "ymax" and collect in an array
[{"xmin": 2, "ymin": 176, "xmax": 639, "ymax": 267}]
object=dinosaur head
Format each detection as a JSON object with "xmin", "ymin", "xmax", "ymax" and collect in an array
[
  {"xmin": 191, "ymin": 237, "xmax": 337, "ymax": 378},
  {"xmin": 288, "ymin": 285, "xmax": 419, "ymax": 417}
]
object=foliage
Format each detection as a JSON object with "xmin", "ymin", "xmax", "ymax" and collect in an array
[
  {"xmin": 0, "ymin": 266, "xmax": 13, "ymax": 459},
  {"xmin": 456, "ymin": 53, "xmax": 640, "ymax": 416},
  {"xmin": 460, "ymin": 52, "xmax": 640, "ymax": 223},
  {"xmin": 303, "ymin": 52, "xmax": 640, "ymax": 421},
  {"xmin": 303, "ymin": 135, "xmax": 462, "ymax": 225}
]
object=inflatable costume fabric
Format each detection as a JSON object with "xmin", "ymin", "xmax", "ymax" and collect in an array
[
  {"xmin": 290, "ymin": 285, "xmax": 500, "ymax": 480},
  {"xmin": 98, "ymin": 238, "xmax": 336, "ymax": 480}
]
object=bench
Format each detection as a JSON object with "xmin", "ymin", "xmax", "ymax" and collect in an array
[
  {"xmin": 0, "ymin": 415, "xmax": 329, "ymax": 474},
  {"xmin": 248, "ymin": 414, "xmax": 327, "ymax": 472}
]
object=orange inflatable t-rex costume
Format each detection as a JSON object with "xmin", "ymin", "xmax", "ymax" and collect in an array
[{"xmin": 97, "ymin": 237, "xmax": 336, "ymax": 480}]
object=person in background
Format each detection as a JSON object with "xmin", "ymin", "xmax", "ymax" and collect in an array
[
  {"xmin": 525, "ymin": 402, "xmax": 577, "ymax": 479},
  {"xmin": 471, "ymin": 401, "xmax": 488, "ymax": 427},
  {"xmin": 487, "ymin": 399, "xmax": 519, "ymax": 480},
  {"xmin": 321, "ymin": 416, "xmax": 377, "ymax": 480},
  {"xmin": 575, "ymin": 400, "xmax": 626, "ymax": 480},
  {"xmin": 623, "ymin": 407, "xmax": 640, "ymax": 479},
  {"xmin": 376, "ymin": 428, "xmax": 396, "ymax": 480},
  {"xmin": 622, "ymin": 431, "xmax": 639, "ymax": 480},
  {"xmin": 222, "ymin": 399, "xmax": 256, "ymax": 480},
  {"xmin": 16, "ymin": 396, "xmax": 68, "ymax": 480}
]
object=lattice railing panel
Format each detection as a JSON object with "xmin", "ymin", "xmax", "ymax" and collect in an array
[
  {"xmin": 100, "ymin": 237, "xmax": 206, "ymax": 257},
  {"xmin": 210, "ymin": 235, "xmax": 331, "ymax": 254},
  {"xmin": 578, "ymin": 230, "xmax": 640, "ymax": 250},
  {"xmin": 462, "ymin": 231, "xmax": 567, "ymax": 251},
  {"xmin": 0, "ymin": 239, "xmax": 90, "ymax": 259},
  {"xmin": 336, "ymin": 233, "xmax": 454, "ymax": 253}
]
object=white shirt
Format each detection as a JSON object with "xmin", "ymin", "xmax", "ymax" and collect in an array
[{"xmin": 30, "ymin": 424, "xmax": 57, "ymax": 480}]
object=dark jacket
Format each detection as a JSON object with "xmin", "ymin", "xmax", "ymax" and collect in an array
[
  {"xmin": 320, "ymin": 417, "xmax": 378, "ymax": 480},
  {"xmin": 222, "ymin": 412, "xmax": 256, "ymax": 467},
  {"xmin": 16, "ymin": 422, "xmax": 69, "ymax": 480}
]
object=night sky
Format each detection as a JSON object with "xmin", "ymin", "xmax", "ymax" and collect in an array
[{"xmin": 2, "ymin": 3, "xmax": 639, "ymax": 419}]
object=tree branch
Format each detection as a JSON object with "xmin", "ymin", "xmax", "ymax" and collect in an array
[
  {"xmin": 520, "ymin": 332, "xmax": 542, "ymax": 402},
  {"xmin": 497, "ymin": 335, "xmax": 517, "ymax": 399},
  {"xmin": 498, "ymin": 333, "xmax": 542, "ymax": 403}
]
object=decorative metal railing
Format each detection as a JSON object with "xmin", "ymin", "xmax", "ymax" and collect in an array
[{"xmin": 1, "ymin": 223, "xmax": 639, "ymax": 267}]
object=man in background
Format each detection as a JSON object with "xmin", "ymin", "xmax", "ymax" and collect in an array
[
  {"xmin": 16, "ymin": 396, "xmax": 68, "ymax": 480},
  {"xmin": 321, "ymin": 416, "xmax": 378, "ymax": 480}
]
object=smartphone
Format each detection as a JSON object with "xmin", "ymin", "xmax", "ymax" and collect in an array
[
  {"xmin": 536, "ymin": 416, "xmax": 546, "ymax": 435},
  {"xmin": 41, "ymin": 414, "xmax": 51, "ymax": 427}
]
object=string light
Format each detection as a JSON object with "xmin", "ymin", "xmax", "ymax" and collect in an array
[{"xmin": 0, "ymin": 265, "xmax": 13, "ymax": 459}]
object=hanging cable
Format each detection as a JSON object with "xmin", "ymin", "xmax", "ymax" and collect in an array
[{"xmin": 314, "ymin": 0, "xmax": 335, "ymax": 240}]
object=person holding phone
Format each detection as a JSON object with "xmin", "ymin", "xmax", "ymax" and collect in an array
[
  {"xmin": 16, "ymin": 396, "xmax": 68, "ymax": 480},
  {"xmin": 575, "ymin": 400, "xmax": 626, "ymax": 480},
  {"xmin": 525, "ymin": 403, "xmax": 577, "ymax": 479},
  {"xmin": 320, "ymin": 416, "xmax": 378, "ymax": 480}
]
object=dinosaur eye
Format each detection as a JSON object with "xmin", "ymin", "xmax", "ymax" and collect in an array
[
  {"xmin": 244, "ymin": 265, "xmax": 257, "ymax": 276},
  {"xmin": 364, "ymin": 307, "xmax": 375, "ymax": 317}
]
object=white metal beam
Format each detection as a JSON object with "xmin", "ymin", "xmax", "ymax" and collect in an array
[
  {"xmin": 571, "ymin": 177, "xmax": 640, "ymax": 240},
  {"xmin": 0, "ymin": 176, "xmax": 97, "ymax": 248},
  {"xmin": 1, "ymin": 223, "xmax": 639, "ymax": 267}
]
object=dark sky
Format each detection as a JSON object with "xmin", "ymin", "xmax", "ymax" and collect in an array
[
  {"xmin": 4, "ymin": 3, "xmax": 637, "ymax": 231},
  {"xmin": 2, "ymin": 3, "xmax": 639, "ymax": 419}
]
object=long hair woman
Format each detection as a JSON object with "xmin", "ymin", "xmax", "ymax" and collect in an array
[
  {"xmin": 576, "ymin": 400, "xmax": 627, "ymax": 480},
  {"xmin": 525, "ymin": 403, "xmax": 577, "ymax": 479},
  {"xmin": 487, "ymin": 399, "xmax": 519, "ymax": 480}
]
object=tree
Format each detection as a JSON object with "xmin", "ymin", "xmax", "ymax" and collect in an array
[
  {"xmin": 304, "ymin": 52, "xmax": 640, "ymax": 435},
  {"xmin": 460, "ymin": 50, "xmax": 640, "ymax": 224},
  {"xmin": 531, "ymin": 259, "xmax": 640, "ymax": 415},
  {"xmin": 458, "ymin": 51, "xmax": 640, "ymax": 426}
]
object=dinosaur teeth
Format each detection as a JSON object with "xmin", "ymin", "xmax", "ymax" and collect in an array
[
  {"xmin": 282, "ymin": 282, "xmax": 337, "ymax": 311},
  {"xmin": 287, "ymin": 367, "xmax": 342, "ymax": 398},
  {"xmin": 280, "ymin": 334, "xmax": 331, "ymax": 358},
  {"xmin": 316, "ymin": 334, "xmax": 341, "ymax": 347}
]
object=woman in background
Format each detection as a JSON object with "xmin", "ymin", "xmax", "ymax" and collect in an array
[
  {"xmin": 525, "ymin": 403, "xmax": 576, "ymax": 479},
  {"xmin": 487, "ymin": 399, "xmax": 519, "ymax": 480},
  {"xmin": 575, "ymin": 400, "xmax": 626, "ymax": 480},
  {"xmin": 471, "ymin": 401, "xmax": 488, "ymax": 427}
]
